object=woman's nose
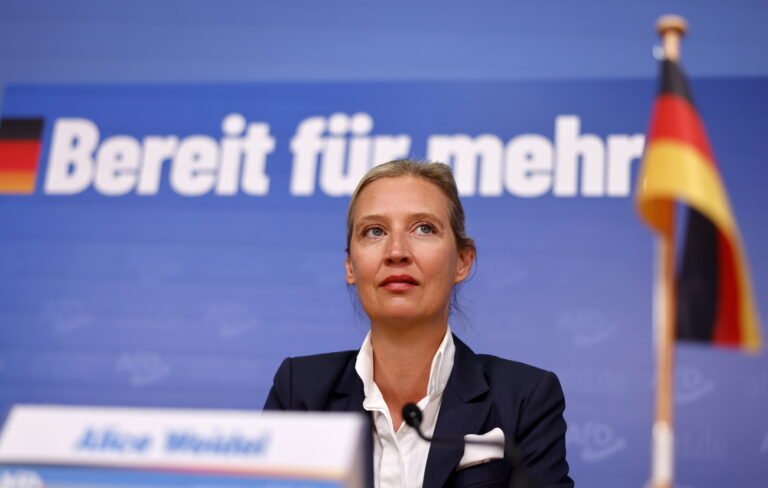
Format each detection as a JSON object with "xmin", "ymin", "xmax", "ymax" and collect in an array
[{"xmin": 385, "ymin": 232, "xmax": 411, "ymax": 264}]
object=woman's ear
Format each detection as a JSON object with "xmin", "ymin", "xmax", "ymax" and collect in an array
[
  {"xmin": 454, "ymin": 247, "xmax": 474, "ymax": 284},
  {"xmin": 345, "ymin": 255, "xmax": 356, "ymax": 285}
]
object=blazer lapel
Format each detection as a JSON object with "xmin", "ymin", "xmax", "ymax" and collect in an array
[
  {"xmin": 328, "ymin": 352, "xmax": 366, "ymax": 413},
  {"xmin": 423, "ymin": 335, "xmax": 492, "ymax": 488}
]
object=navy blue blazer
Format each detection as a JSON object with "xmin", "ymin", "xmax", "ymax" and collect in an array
[{"xmin": 263, "ymin": 335, "xmax": 573, "ymax": 488}]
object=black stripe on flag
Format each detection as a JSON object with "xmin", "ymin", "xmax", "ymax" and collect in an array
[
  {"xmin": 676, "ymin": 208, "xmax": 719, "ymax": 341},
  {"xmin": 659, "ymin": 60, "xmax": 694, "ymax": 105},
  {"xmin": 0, "ymin": 118, "xmax": 44, "ymax": 140}
]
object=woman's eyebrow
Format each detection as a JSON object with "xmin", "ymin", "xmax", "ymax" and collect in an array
[
  {"xmin": 356, "ymin": 214, "xmax": 387, "ymax": 226},
  {"xmin": 356, "ymin": 212, "xmax": 443, "ymax": 226},
  {"xmin": 410, "ymin": 212, "xmax": 443, "ymax": 223}
]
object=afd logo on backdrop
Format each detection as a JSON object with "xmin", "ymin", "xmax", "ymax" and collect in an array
[
  {"xmin": 556, "ymin": 309, "xmax": 617, "ymax": 347},
  {"xmin": 567, "ymin": 421, "xmax": 627, "ymax": 462},
  {"xmin": 675, "ymin": 365, "xmax": 714, "ymax": 405},
  {"xmin": 0, "ymin": 112, "xmax": 645, "ymax": 198}
]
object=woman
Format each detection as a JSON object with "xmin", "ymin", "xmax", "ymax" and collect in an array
[{"xmin": 264, "ymin": 160, "xmax": 573, "ymax": 488}]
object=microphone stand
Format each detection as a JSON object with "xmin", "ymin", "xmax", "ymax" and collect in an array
[{"xmin": 402, "ymin": 403, "xmax": 536, "ymax": 488}]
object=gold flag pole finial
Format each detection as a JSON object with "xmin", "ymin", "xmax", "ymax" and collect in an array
[{"xmin": 656, "ymin": 15, "xmax": 688, "ymax": 62}]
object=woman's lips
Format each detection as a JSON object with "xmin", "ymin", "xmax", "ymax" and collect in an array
[{"xmin": 380, "ymin": 274, "xmax": 419, "ymax": 291}]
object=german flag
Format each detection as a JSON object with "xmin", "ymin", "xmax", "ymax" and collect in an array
[
  {"xmin": 636, "ymin": 60, "xmax": 762, "ymax": 352},
  {"xmin": 0, "ymin": 117, "xmax": 45, "ymax": 194}
]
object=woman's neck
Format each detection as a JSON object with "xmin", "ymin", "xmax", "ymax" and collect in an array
[{"xmin": 369, "ymin": 321, "xmax": 448, "ymax": 429}]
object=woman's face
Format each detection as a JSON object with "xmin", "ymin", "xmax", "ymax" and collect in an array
[{"xmin": 345, "ymin": 176, "xmax": 473, "ymax": 327}]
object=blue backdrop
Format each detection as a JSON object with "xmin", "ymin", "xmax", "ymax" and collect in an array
[
  {"xmin": 1, "ymin": 1, "xmax": 767, "ymax": 487},
  {"xmin": 2, "ymin": 78, "xmax": 767, "ymax": 486}
]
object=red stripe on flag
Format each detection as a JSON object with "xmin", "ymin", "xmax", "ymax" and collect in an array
[
  {"xmin": 712, "ymin": 232, "xmax": 743, "ymax": 347},
  {"xmin": 647, "ymin": 94, "xmax": 716, "ymax": 165},
  {"xmin": 0, "ymin": 140, "xmax": 42, "ymax": 171}
]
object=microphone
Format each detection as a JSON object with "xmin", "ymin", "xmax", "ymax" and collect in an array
[
  {"xmin": 403, "ymin": 403, "xmax": 502, "ymax": 447},
  {"xmin": 402, "ymin": 402, "xmax": 536, "ymax": 488},
  {"xmin": 402, "ymin": 403, "xmax": 430, "ymax": 442}
]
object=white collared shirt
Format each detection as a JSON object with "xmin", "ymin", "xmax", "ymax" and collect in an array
[{"xmin": 354, "ymin": 327, "xmax": 456, "ymax": 488}]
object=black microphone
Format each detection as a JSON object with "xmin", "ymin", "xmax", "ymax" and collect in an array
[
  {"xmin": 403, "ymin": 403, "xmax": 502, "ymax": 447},
  {"xmin": 402, "ymin": 402, "xmax": 536, "ymax": 488}
]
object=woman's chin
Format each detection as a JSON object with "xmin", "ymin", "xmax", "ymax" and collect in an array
[{"xmin": 369, "ymin": 307, "xmax": 444, "ymax": 328}]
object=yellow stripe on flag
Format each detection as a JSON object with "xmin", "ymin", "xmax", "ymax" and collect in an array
[
  {"xmin": 0, "ymin": 171, "xmax": 36, "ymax": 194},
  {"xmin": 637, "ymin": 139, "xmax": 734, "ymax": 234},
  {"xmin": 734, "ymin": 237, "xmax": 763, "ymax": 352}
]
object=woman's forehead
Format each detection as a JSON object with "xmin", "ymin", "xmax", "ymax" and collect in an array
[{"xmin": 352, "ymin": 176, "xmax": 452, "ymax": 221}]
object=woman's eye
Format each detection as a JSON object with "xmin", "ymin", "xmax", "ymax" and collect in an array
[
  {"xmin": 364, "ymin": 227, "xmax": 384, "ymax": 237},
  {"xmin": 415, "ymin": 224, "xmax": 434, "ymax": 235}
]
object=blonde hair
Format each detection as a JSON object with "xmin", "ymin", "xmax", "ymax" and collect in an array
[{"xmin": 345, "ymin": 159, "xmax": 475, "ymax": 255}]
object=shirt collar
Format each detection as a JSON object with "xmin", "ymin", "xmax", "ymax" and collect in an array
[{"xmin": 354, "ymin": 326, "xmax": 455, "ymax": 405}]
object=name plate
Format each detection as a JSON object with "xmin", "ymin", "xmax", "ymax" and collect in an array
[{"xmin": 0, "ymin": 405, "xmax": 368, "ymax": 487}]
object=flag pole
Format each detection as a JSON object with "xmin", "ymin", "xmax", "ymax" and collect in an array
[{"xmin": 650, "ymin": 15, "xmax": 688, "ymax": 488}]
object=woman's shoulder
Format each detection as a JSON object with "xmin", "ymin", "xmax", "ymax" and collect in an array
[
  {"xmin": 263, "ymin": 350, "xmax": 360, "ymax": 411},
  {"xmin": 453, "ymin": 336, "xmax": 557, "ymax": 387},
  {"xmin": 473, "ymin": 352, "xmax": 565, "ymax": 402},
  {"xmin": 475, "ymin": 353, "xmax": 550, "ymax": 378},
  {"xmin": 282, "ymin": 349, "xmax": 358, "ymax": 373}
]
